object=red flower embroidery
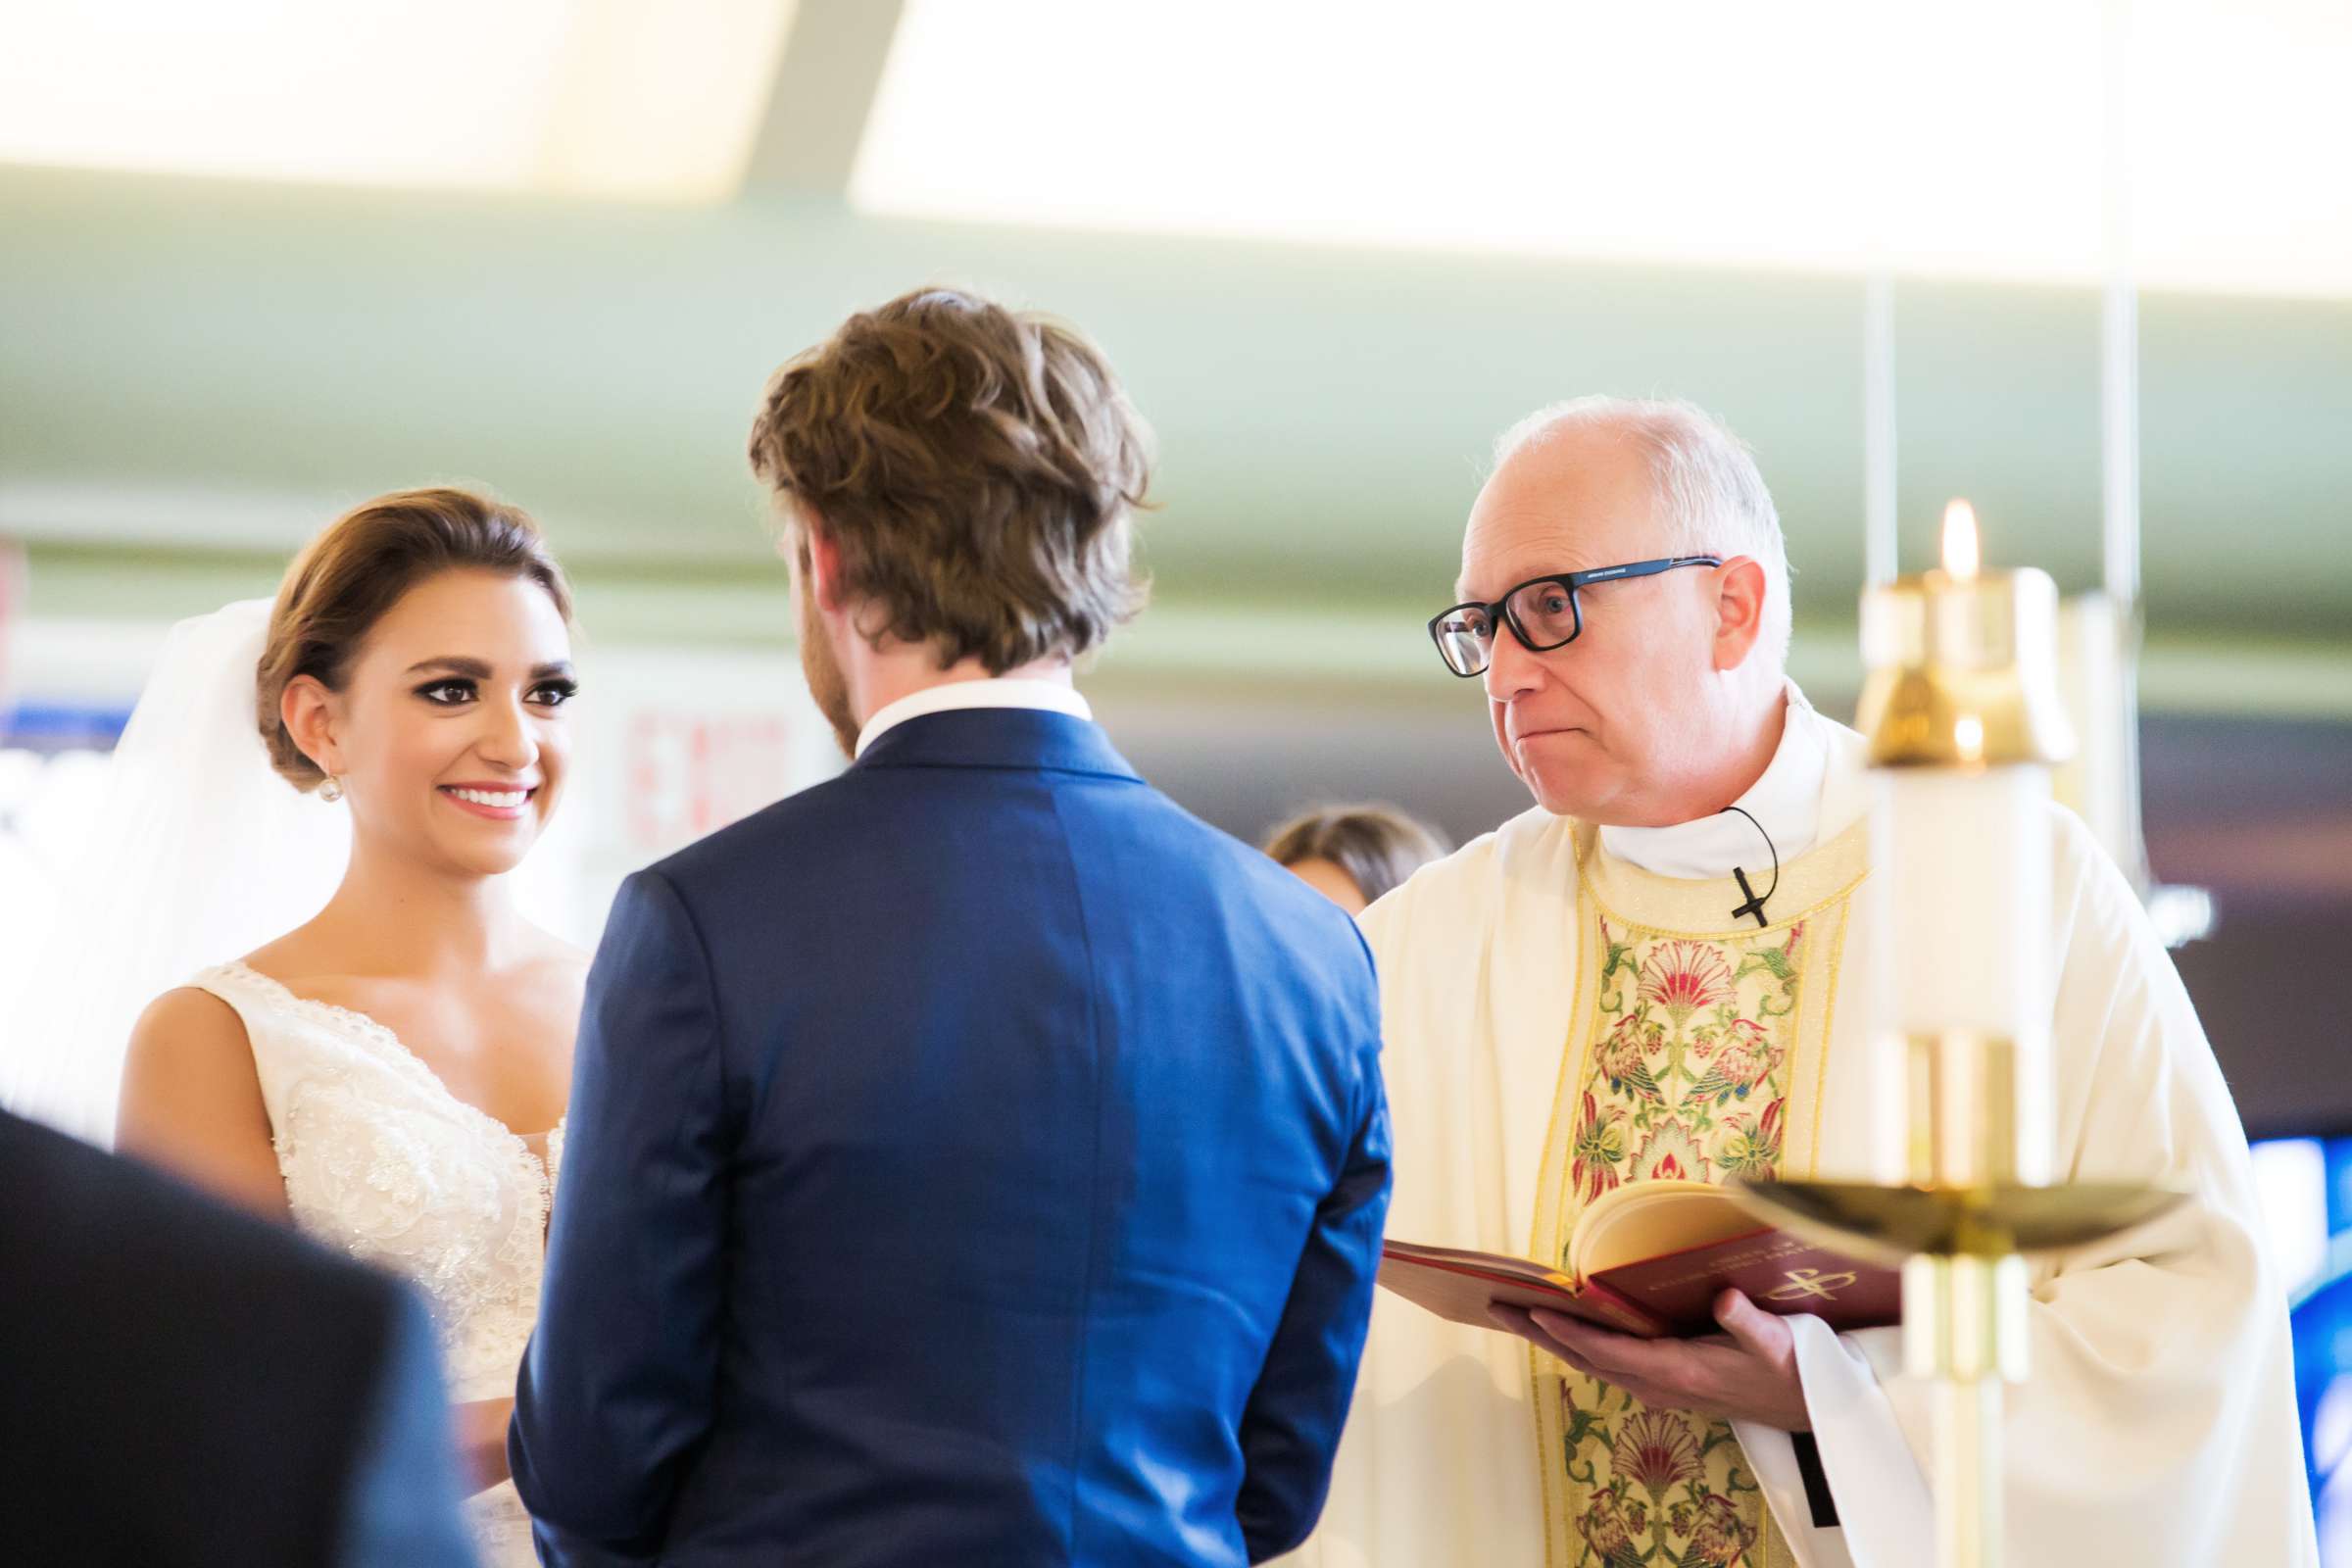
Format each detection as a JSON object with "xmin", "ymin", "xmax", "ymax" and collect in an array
[
  {"xmin": 1618, "ymin": 1408, "xmax": 1703, "ymax": 1500},
  {"xmin": 1632, "ymin": 1120, "xmax": 1712, "ymax": 1185},
  {"xmin": 1571, "ymin": 1091, "xmax": 1628, "ymax": 1205},
  {"xmin": 1713, "ymin": 1098, "xmax": 1787, "ymax": 1178},
  {"xmin": 1637, "ymin": 941, "xmax": 1737, "ymax": 1025}
]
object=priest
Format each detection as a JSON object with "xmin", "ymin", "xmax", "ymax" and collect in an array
[{"xmin": 1281, "ymin": 397, "xmax": 2317, "ymax": 1567}]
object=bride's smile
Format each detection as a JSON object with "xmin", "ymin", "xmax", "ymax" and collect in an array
[{"xmin": 439, "ymin": 783, "xmax": 537, "ymax": 819}]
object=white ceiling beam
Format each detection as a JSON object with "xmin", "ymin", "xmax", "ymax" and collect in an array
[{"xmin": 738, "ymin": 0, "xmax": 906, "ymax": 196}]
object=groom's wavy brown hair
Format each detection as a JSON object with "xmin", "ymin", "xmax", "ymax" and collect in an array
[
  {"xmin": 747, "ymin": 287, "xmax": 1154, "ymax": 672},
  {"xmin": 257, "ymin": 487, "xmax": 573, "ymax": 790}
]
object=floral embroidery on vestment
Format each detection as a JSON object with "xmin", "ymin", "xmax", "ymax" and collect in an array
[{"xmin": 1548, "ymin": 914, "xmax": 1809, "ymax": 1567}]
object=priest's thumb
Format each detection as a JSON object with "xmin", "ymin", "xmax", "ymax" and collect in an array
[{"xmin": 1713, "ymin": 1289, "xmax": 1786, "ymax": 1354}]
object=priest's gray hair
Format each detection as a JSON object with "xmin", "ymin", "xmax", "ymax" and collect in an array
[{"xmin": 1492, "ymin": 395, "xmax": 1792, "ymax": 667}]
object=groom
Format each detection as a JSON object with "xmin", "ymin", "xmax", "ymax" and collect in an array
[{"xmin": 511, "ymin": 288, "xmax": 1392, "ymax": 1566}]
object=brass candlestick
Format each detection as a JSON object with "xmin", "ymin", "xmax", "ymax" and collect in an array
[{"xmin": 1740, "ymin": 505, "xmax": 2181, "ymax": 1568}]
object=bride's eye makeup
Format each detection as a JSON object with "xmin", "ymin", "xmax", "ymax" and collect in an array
[{"xmin": 406, "ymin": 661, "xmax": 574, "ymax": 710}]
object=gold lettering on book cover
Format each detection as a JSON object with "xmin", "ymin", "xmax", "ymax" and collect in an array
[
  {"xmin": 1528, "ymin": 846, "xmax": 1863, "ymax": 1568},
  {"xmin": 1765, "ymin": 1268, "xmax": 1857, "ymax": 1303}
]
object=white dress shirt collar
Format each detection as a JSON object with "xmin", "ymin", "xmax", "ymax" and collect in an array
[
  {"xmin": 1598, "ymin": 680, "xmax": 1832, "ymax": 880},
  {"xmin": 853, "ymin": 677, "xmax": 1094, "ymax": 759}
]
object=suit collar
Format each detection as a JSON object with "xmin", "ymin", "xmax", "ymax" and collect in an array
[
  {"xmin": 851, "ymin": 707, "xmax": 1144, "ymax": 782},
  {"xmin": 854, "ymin": 677, "xmax": 1092, "ymax": 758}
]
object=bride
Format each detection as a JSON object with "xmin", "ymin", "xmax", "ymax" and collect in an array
[{"xmin": 110, "ymin": 487, "xmax": 586, "ymax": 1565}]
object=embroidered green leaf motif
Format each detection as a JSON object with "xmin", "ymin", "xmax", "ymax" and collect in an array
[
  {"xmin": 1565, "ymin": 1401, "xmax": 1607, "ymax": 1452},
  {"xmin": 1601, "ymin": 930, "xmax": 1639, "ymax": 987}
]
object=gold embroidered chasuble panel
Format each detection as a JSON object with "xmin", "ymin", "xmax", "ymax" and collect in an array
[{"xmin": 1527, "ymin": 818, "xmax": 1869, "ymax": 1568}]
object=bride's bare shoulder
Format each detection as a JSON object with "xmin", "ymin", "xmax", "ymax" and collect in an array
[
  {"xmin": 122, "ymin": 986, "xmax": 257, "ymax": 1107},
  {"xmin": 128, "ymin": 984, "xmax": 249, "ymax": 1053},
  {"xmin": 119, "ymin": 986, "xmax": 287, "ymax": 1218}
]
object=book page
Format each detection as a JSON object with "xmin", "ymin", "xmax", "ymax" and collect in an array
[{"xmin": 1569, "ymin": 1180, "xmax": 1771, "ymax": 1277}]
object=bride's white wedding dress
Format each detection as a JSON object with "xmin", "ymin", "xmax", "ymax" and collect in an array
[{"xmin": 190, "ymin": 960, "xmax": 562, "ymax": 1568}]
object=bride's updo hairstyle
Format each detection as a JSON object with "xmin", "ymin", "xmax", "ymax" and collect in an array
[{"xmin": 257, "ymin": 487, "xmax": 573, "ymax": 792}]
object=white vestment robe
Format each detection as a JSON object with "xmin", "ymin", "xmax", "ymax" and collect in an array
[{"xmin": 1282, "ymin": 693, "xmax": 2316, "ymax": 1568}]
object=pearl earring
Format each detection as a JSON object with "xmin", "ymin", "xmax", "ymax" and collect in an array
[{"xmin": 318, "ymin": 775, "xmax": 344, "ymax": 803}]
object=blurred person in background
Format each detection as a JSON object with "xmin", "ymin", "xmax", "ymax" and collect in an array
[
  {"xmin": 512, "ymin": 286, "xmax": 1391, "ymax": 1567},
  {"xmin": 1263, "ymin": 804, "xmax": 1448, "ymax": 914},
  {"xmin": 1284, "ymin": 397, "xmax": 2313, "ymax": 1568},
  {"xmin": 1, "ymin": 1103, "xmax": 476, "ymax": 1567},
  {"xmin": 81, "ymin": 488, "xmax": 588, "ymax": 1567}
]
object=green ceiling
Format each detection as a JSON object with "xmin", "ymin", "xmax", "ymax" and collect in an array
[{"xmin": 3, "ymin": 163, "xmax": 2348, "ymax": 656}]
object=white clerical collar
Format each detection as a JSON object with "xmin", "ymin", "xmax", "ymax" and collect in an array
[
  {"xmin": 1598, "ymin": 681, "xmax": 1832, "ymax": 880},
  {"xmin": 854, "ymin": 677, "xmax": 1094, "ymax": 759}
]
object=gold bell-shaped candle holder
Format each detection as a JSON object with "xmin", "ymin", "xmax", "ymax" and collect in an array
[{"xmin": 1739, "ymin": 502, "xmax": 2183, "ymax": 1568}]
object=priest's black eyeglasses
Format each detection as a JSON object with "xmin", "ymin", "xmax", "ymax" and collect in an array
[{"xmin": 1427, "ymin": 555, "xmax": 1725, "ymax": 677}]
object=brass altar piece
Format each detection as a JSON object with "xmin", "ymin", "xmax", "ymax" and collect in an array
[
  {"xmin": 1738, "ymin": 550, "xmax": 2181, "ymax": 1568},
  {"xmin": 1740, "ymin": 1175, "xmax": 2185, "ymax": 1267},
  {"xmin": 1854, "ymin": 561, "xmax": 2077, "ymax": 770}
]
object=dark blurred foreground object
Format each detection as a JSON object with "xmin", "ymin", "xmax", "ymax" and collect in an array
[
  {"xmin": 1265, "ymin": 803, "xmax": 1449, "ymax": 913},
  {"xmin": 0, "ymin": 1107, "xmax": 477, "ymax": 1568}
]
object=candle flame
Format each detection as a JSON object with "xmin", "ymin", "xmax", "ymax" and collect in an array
[{"xmin": 1941, "ymin": 500, "xmax": 1981, "ymax": 579}]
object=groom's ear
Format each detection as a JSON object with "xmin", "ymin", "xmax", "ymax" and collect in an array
[
  {"xmin": 800, "ymin": 514, "xmax": 848, "ymax": 616},
  {"xmin": 281, "ymin": 676, "xmax": 342, "ymax": 780}
]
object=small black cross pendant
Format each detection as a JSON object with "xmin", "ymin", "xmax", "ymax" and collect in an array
[{"xmin": 1731, "ymin": 866, "xmax": 1770, "ymax": 928}]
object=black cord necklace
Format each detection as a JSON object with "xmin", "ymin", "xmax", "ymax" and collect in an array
[{"xmin": 1720, "ymin": 805, "xmax": 1781, "ymax": 928}]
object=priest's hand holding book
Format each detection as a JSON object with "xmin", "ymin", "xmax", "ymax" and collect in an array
[
  {"xmin": 1488, "ymin": 1287, "xmax": 1810, "ymax": 1429},
  {"xmin": 1376, "ymin": 1180, "xmax": 1897, "ymax": 1432}
]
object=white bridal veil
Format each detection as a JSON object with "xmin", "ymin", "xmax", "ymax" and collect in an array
[{"xmin": 0, "ymin": 601, "xmax": 350, "ymax": 1146}]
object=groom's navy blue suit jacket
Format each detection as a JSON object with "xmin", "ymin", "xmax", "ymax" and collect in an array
[{"xmin": 513, "ymin": 708, "xmax": 1392, "ymax": 1566}]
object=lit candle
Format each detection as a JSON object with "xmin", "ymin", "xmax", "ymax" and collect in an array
[
  {"xmin": 1860, "ymin": 506, "xmax": 2070, "ymax": 1188},
  {"xmin": 1941, "ymin": 499, "xmax": 1981, "ymax": 580},
  {"xmin": 1803, "ymin": 505, "xmax": 2108, "ymax": 1568}
]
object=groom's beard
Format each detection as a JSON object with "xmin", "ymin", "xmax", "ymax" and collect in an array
[{"xmin": 799, "ymin": 597, "xmax": 860, "ymax": 760}]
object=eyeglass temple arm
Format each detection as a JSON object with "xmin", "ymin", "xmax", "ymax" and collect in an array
[{"xmin": 1571, "ymin": 554, "xmax": 1725, "ymax": 586}]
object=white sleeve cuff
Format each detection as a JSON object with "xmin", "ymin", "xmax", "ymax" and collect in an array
[
  {"xmin": 1769, "ymin": 1317, "xmax": 1933, "ymax": 1568},
  {"xmin": 1729, "ymin": 1418, "xmax": 1857, "ymax": 1568}
]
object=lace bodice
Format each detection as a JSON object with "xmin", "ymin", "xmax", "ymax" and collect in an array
[{"xmin": 191, "ymin": 961, "xmax": 560, "ymax": 1564}]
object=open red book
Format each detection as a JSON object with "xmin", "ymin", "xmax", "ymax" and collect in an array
[{"xmin": 1378, "ymin": 1181, "xmax": 1900, "ymax": 1339}]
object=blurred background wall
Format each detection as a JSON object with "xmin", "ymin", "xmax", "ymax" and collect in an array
[{"xmin": 0, "ymin": 0, "xmax": 2347, "ymax": 1537}]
